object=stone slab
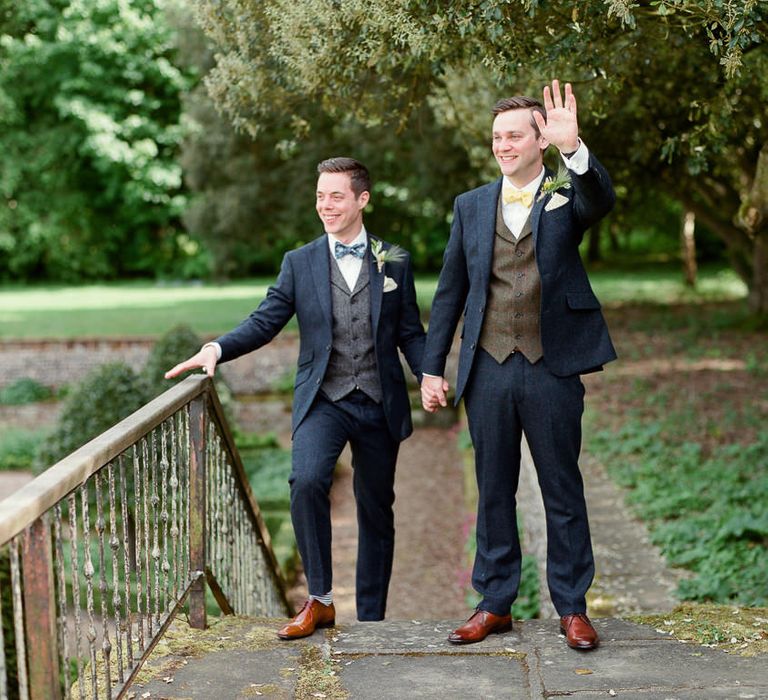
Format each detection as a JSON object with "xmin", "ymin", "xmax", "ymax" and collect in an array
[
  {"xmin": 338, "ymin": 653, "xmax": 529, "ymax": 699},
  {"xmin": 535, "ymin": 638, "xmax": 768, "ymax": 696},
  {"xmin": 331, "ymin": 620, "xmax": 525, "ymax": 655},
  {"xmin": 134, "ymin": 647, "xmax": 302, "ymax": 699}
]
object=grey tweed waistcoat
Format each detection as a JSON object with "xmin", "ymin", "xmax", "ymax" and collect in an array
[
  {"xmin": 320, "ymin": 256, "xmax": 383, "ymax": 402},
  {"xmin": 478, "ymin": 197, "xmax": 543, "ymax": 364}
]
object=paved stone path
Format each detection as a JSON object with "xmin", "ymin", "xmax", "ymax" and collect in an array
[{"xmin": 133, "ymin": 615, "xmax": 768, "ymax": 699}]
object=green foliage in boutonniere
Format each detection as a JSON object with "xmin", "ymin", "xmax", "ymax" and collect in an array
[
  {"xmin": 371, "ymin": 238, "xmax": 407, "ymax": 273},
  {"xmin": 537, "ymin": 164, "xmax": 572, "ymax": 202}
]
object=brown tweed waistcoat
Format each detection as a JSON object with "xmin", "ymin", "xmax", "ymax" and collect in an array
[{"xmin": 478, "ymin": 197, "xmax": 543, "ymax": 364}]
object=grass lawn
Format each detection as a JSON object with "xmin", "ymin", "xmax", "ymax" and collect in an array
[{"xmin": 0, "ymin": 264, "xmax": 746, "ymax": 340}]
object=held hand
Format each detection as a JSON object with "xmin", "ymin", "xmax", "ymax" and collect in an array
[
  {"xmin": 164, "ymin": 345, "xmax": 218, "ymax": 380},
  {"xmin": 421, "ymin": 375, "xmax": 449, "ymax": 413},
  {"xmin": 533, "ymin": 79, "xmax": 579, "ymax": 154}
]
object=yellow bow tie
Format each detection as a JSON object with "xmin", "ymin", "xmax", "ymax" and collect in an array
[{"xmin": 502, "ymin": 188, "xmax": 533, "ymax": 208}]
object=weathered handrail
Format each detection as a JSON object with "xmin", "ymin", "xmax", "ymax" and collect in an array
[{"xmin": 0, "ymin": 375, "xmax": 291, "ymax": 700}]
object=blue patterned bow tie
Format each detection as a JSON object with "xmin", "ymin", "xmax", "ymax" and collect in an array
[{"xmin": 334, "ymin": 241, "xmax": 366, "ymax": 260}]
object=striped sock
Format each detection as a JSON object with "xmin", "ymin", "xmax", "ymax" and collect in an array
[{"xmin": 310, "ymin": 591, "xmax": 333, "ymax": 606}]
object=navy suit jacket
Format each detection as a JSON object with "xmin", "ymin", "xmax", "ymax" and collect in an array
[
  {"xmin": 216, "ymin": 235, "xmax": 426, "ymax": 441},
  {"xmin": 423, "ymin": 153, "xmax": 618, "ymax": 403}
]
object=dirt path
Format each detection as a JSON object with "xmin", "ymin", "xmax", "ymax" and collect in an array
[{"xmin": 289, "ymin": 426, "xmax": 469, "ymax": 622}]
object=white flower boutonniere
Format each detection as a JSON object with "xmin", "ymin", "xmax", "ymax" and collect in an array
[
  {"xmin": 371, "ymin": 238, "xmax": 407, "ymax": 273},
  {"xmin": 537, "ymin": 164, "xmax": 572, "ymax": 202}
]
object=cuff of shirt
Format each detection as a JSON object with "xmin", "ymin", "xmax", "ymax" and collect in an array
[
  {"xmin": 560, "ymin": 139, "xmax": 589, "ymax": 175},
  {"xmin": 202, "ymin": 342, "xmax": 222, "ymax": 360},
  {"xmin": 422, "ymin": 373, "xmax": 441, "ymax": 379}
]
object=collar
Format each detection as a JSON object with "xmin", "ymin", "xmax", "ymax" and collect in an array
[
  {"xmin": 502, "ymin": 166, "xmax": 546, "ymax": 196},
  {"xmin": 327, "ymin": 225, "xmax": 368, "ymax": 257}
]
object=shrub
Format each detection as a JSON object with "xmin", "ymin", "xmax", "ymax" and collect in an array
[
  {"xmin": 143, "ymin": 324, "xmax": 204, "ymax": 397},
  {"xmin": 0, "ymin": 378, "xmax": 53, "ymax": 405},
  {"xmin": 0, "ymin": 429, "xmax": 46, "ymax": 471},
  {"xmin": 145, "ymin": 324, "xmax": 237, "ymax": 428},
  {"xmin": 35, "ymin": 362, "xmax": 151, "ymax": 470}
]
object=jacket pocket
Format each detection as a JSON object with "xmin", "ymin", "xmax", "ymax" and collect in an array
[
  {"xmin": 297, "ymin": 349, "xmax": 314, "ymax": 366},
  {"xmin": 566, "ymin": 292, "xmax": 601, "ymax": 310}
]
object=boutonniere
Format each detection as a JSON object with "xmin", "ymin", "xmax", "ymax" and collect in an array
[
  {"xmin": 537, "ymin": 164, "xmax": 572, "ymax": 202},
  {"xmin": 371, "ymin": 238, "xmax": 406, "ymax": 273}
]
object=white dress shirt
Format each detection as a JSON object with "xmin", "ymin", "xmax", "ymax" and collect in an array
[{"xmin": 328, "ymin": 226, "xmax": 367, "ymax": 292}]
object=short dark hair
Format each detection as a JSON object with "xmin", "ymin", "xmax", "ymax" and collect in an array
[
  {"xmin": 491, "ymin": 96, "xmax": 546, "ymax": 137},
  {"xmin": 317, "ymin": 157, "xmax": 371, "ymax": 198}
]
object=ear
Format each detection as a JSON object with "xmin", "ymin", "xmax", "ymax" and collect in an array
[
  {"xmin": 358, "ymin": 190, "xmax": 371, "ymax": 208},
  {"xmin": 538, "ymin": 135, "xmax": 550, "ymax": 151}
]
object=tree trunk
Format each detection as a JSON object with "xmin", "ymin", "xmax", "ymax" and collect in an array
[
  {"xmin": 738, "ymin": 142, "xmax": 768, "ymax": 316},
  {"xmin": 750, "ymin": 230, "xmax": 768, "ymax": 315},
  {"xmin": 679, "ymin": 209, "xmax": 697, "ymax": 287}
]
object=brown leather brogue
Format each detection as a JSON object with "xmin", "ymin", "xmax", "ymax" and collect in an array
[
  {"xmin": 448, "ymin": 609, "xmax": 512, "ymax": 644},
  {"xmin": 560, "ymin": 613, "xmax": 599, "ymax": 650},
  {"xmin": 277, "ymin": 599, "xmax": 336, "ymax": 640}
]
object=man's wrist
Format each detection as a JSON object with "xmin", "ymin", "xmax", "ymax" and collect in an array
[{"xmin": 559, "ymin": 138, "xmax": 581, "ymax": 158}]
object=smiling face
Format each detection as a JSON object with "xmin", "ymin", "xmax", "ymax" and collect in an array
[
  {"xmin": 491, "ymin": 109, "xmax": 549, "ymax": 188},
  {"xmin": 315, "ymin": 171, "xmax": 370, "ymax": 243}
]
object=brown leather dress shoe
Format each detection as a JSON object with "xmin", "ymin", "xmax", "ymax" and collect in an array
[
  {"xmin": 560, "ymin": 613, "xmax": 599, "ymax": 650},
  {"xmin": 277, "ymin": 599, "xmax": 336, "ymax": 640},
  {"xmin": 448, "ymin": 609, "xmax": 512, "ymax": 644}
]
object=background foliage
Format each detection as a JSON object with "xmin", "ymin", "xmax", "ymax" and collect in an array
[{"xmin": 0, "ymin": 0, "xmax": 204, "ymax": 281}]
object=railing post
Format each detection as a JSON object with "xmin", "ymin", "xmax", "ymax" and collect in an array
[
  {"xmin": 21, "ymin": 514, "xmax": 61, "ymax": 700},
  {"xmin": 188, "ymin": 394, "xmax": 207, "ymax": 629}
]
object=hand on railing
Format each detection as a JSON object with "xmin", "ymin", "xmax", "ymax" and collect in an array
[{"xmin": 165, "ymin": 344, "xmax": 219, "ymax": 379}]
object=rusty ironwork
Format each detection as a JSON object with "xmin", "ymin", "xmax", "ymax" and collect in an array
[{"xmin": 0, "ymin": 376, "xmax": 290, "ymax": 699}]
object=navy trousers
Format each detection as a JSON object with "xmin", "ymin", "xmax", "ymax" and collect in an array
[
  {"xmin": 290, "ymin": 390, "xmax": 399, "ymax": 621},
  {"xmin": 464, "ymin": 349, "xmax": 594, "ymax": 616}
]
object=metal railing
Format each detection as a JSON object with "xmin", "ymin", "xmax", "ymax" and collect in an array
[{"xmin": 0, "ymin": 375, "xmax": 291, "ymax": 699}]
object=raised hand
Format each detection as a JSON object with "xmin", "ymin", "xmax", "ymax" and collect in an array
[
  {"xmin": 532, "ymin": 79, "xmax": 579, "ymax": 154},
  {"xmin": 164, "ymin": 344, "xmax": 219, "ymax": 379}
]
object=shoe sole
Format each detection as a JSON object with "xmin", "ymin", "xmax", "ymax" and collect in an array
[
  {"xmin": 448, "ymin": 621, "xmax": 513, "ymax": 644},
  {"xmin": 277, "ymin": 619, "xmax": 336, "ymax": 640}
]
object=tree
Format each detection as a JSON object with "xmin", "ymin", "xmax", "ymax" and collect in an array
[
  {"xmin": 172, "ymin": 6, "xmax": 473, "ymax": 276},
  {"xmin": 0, "ymin": 0, "xmax": 204, "ymax": 281},
  {"xmin": 192, "ymin": 0, "xmax": 768, "ymax": 313}
]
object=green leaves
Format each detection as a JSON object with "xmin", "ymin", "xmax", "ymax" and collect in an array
[{"xmin": 0, "ymin": 0, "xmax": 200, "ymax": 282}]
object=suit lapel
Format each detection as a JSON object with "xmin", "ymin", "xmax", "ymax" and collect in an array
[
  {"xmin": 309, "ymin": 236, "xmax": 333, "ymax": 327},
  {"xmin": 368, "ymin": 236, "xmax": 384, "ymax": 334},
  {"xmin": 531, "ymin": 166, "xmax": 554, "ymax": 249},
  {"xmin": 477, "ymin": 180, "xmax": 501, "ymax": 292}
]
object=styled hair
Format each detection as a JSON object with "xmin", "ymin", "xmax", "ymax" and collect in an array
[
  {"xmin": 491, "ymin": 96, "xmax": 546, "ymax": 137},
  {"xmin": 316, "ymin": 157, "xmax": 371, "ymax": 198}
]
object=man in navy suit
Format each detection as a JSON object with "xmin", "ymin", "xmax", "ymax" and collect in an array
[
  {"xmin": 421, "ymin": 81, "xmax": 616, "ymax": 650},
  {"xmin": 167, "ymin": 157, "xmax": 425, "ymax": 638}
]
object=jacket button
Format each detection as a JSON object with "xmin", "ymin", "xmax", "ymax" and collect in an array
[
  {"xmin": 325, "ymin": 344, "xmax": 331, "ymax": 351},
  {"xmin": 315, "ymin": 378, "xmax": 321, "ymax": 384},
  {"xmin": 470, "ymin": 342, "xmax": 476, "ymax": 350},
  {"xmin": 479, "ymin": 306, "xmax": 485, "ymax": 314}
]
